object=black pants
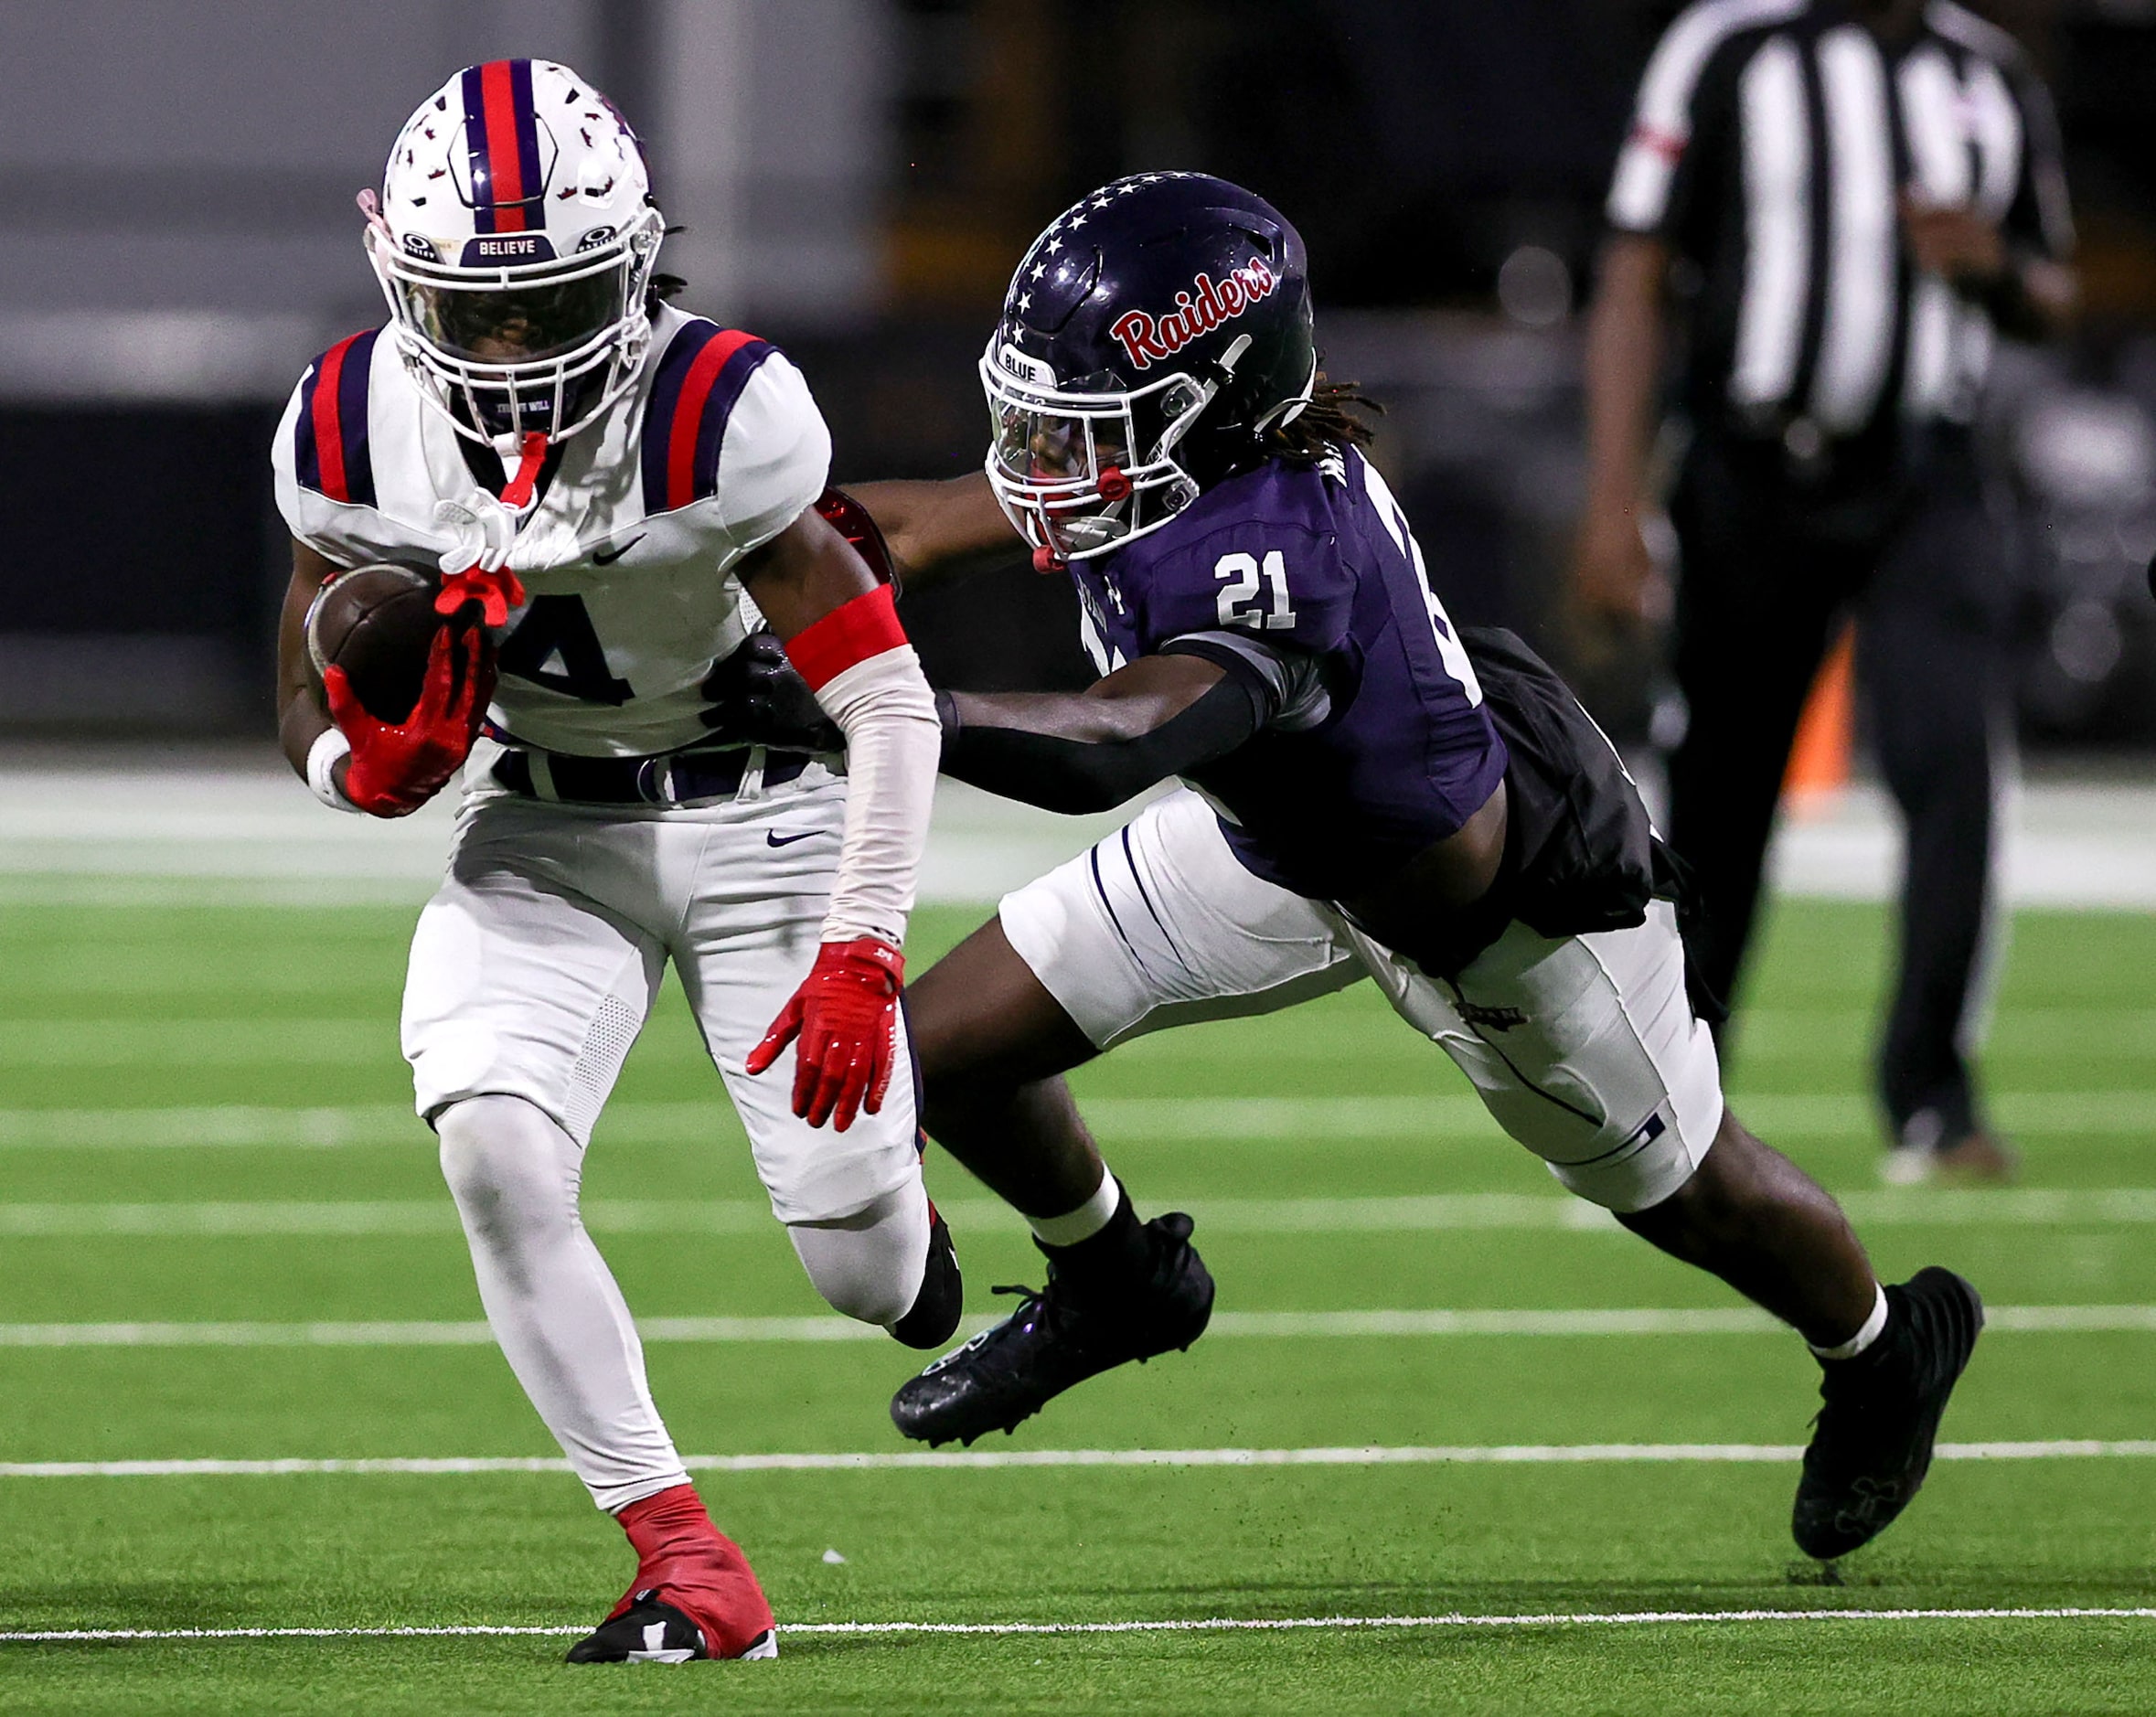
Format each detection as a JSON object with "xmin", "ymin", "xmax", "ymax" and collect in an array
[{"xmin": 1664, "ymin": 430, "xmax": 2008, "ymax": 1146}]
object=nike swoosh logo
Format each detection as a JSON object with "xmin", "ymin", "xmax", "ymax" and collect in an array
[
  {"xmin": 591, "ymin": 534, "xmax": 646, "ymax": 566},
  {"xmin": 766, "ymin": 828, "xmax": 820, "ymax": 848}
]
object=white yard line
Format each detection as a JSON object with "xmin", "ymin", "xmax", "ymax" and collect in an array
[
  {"xmin": 3, "ymin": 769, "xmax": 2150, "ymax": 906},
  {"xmin": 10, "ymin": 1186, "xmax": 2156, "ymax": 1237},
  {"xmin": 0, "ymin": 1021, "xmax": 386, "ymax": 1066},
  {"xmin": 4, "ymin": 1606, "xmax": 2156, "ymax": 1644},
  {"xmin": 0, "ymin": 1106, "xmax": 424, "ymax": 1149},
  {"xmin": 3, "ymin": 1441, "xmax": 2154, "ymax": 1480},
  {"xmin": 0, "ymin": 778, "xmax": 1134, "ymax": 910},
  {"xmin": 789, "ymin": 1605, "xmax": 2156, "ymax": 1634},
  {"xmin": 4, "ymin": 1089, "xmax": 2153, "ymax": 1150},
  {"xmin": 0, "ymin": 1304, "xmax": 2149, "ymax": 1348}
]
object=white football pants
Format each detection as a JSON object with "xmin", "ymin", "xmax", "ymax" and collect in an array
[
  {"xmin": 438, "ymin": 1095, "xmax": 926, "ymax": 1510},
  {"xmin": 408, "ymin": 776, "xmax": 931, "ymax": 1511},
  {"xmin": 998, "ymin": 788, "xmax": 1724, "ymax": 1214}
]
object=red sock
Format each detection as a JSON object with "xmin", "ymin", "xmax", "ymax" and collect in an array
[{"xmin": 610, "ymin": 1484, "xmax": 774, "ymax": 1658}]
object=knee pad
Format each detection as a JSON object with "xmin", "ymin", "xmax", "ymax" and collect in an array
[
  {"xmin": 436, "ymin": 1094, "xmax": 582, "ymax": 1253},
  {"xmin": 787, "ymin": 1181, "xmax": 931, "ymax": 1328}
]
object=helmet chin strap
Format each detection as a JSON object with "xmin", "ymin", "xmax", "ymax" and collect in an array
[
  {"xmin": 1254, "ymin": 351, "xmax": 1320, "ymax": 432},
  {"xmin": 498, "ymin": 431, "xmax": 550, "ymax": 508},
  {"xmin": 1201, "ymin": 333, "xmax": 1254, "ymax": 392}
]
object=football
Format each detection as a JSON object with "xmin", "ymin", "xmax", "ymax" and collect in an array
[{"xmin": 305, "ymin": 563, "xmax": 476, "ymax": 724}]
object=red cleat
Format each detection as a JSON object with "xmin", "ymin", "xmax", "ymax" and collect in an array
[{"xmin": 565, "ymin": 1484, "xmax": 777, "ymax": 1662}]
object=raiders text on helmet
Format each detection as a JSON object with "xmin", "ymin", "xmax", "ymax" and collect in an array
[
  {"xmin": 980, "ymin": 173, "xmax": 1317, "ymax": 563},
  {"xmin": 365, "ymin": 59, "xmax": 664, "ymax": 448}
]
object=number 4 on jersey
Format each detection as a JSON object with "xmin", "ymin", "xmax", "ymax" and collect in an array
[{"xmin": 497, "ymin": 594, "xmax": 635, "ymax": 706}]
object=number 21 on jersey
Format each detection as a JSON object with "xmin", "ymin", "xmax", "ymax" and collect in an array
[{"xmin": 1213, "ymin": 550, "xmax": 1297, "ymax": 631}]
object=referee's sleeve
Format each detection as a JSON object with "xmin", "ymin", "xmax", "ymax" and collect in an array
[
  {"xmin": 2003, "ymin": 59, "xmax": 2075, "ymax": 263},
  {"xmin": 1606, "ymin": 1, "xmax": 1750, "ymax": 238}
]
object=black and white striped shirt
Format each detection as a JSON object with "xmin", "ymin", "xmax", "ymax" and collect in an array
[{"xmin": 1608, "ymin": 0, "xmax": 2073, "ymax": 450}]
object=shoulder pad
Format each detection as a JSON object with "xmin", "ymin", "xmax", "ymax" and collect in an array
[
  {"xmin": 294, "ymin": 328, "xmax": 384, "ymax": 507},
  {"xmin": 639, "ymin": 318, "xmax": 780, "ymax": 515}
]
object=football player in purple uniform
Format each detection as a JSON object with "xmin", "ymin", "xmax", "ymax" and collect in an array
[{"xmin": 837, "ymin": 173, "xmax": 1982, "ymax": 1562}]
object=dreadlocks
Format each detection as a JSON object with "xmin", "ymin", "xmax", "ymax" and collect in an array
[{"xmin": 1265, "ymin": 375, "xmax": 1384, "ymax": 465}]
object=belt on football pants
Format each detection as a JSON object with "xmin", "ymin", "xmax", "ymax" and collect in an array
[{"xmin": 491, "ymin": 744, "xmax": 813, "ymax": 807}]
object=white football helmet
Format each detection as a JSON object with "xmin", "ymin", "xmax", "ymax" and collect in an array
[{"xmin": 364, "ymin": 59, "xmax": 665, "ymax": 449}]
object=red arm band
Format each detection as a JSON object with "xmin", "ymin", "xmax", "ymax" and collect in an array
[{"xmin": 783, "ymin": 583, "xmax": 910, "ymax": 692}]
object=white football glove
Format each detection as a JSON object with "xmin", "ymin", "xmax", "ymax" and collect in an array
[{"xmin": 432, "ymin": 491, "xmax": 529, "ymax": 579}]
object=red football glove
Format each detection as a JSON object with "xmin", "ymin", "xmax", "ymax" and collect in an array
[
  {"xmin": 323, "ymin": 625, "xmax": 494, "ymax": 817},
  {"xmin": 745, "ymin": 938, "xmax": 905, "ymax": 1133}
]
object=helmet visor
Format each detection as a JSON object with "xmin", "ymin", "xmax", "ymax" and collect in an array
[
  {"xmin": 990, "ymin": 400, "xmax": 1133, "ymax": 487},
  {"xmin": 394, "ymin": 259, "xmax": 632, "ymax": 367},
  {"xmin": 982, "ymin": 355, "xmax": 1210, "ymax": 560}
]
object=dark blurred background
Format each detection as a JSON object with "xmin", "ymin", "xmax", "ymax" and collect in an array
[{"xmin": 2, "ymin": 0, "xmax": 2151, "ymax": 748}]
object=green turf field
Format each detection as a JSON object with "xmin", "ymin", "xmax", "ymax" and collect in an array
[{"xmin": 0, "ymin": 890, "xmax": 2152, "ymax": 1713}]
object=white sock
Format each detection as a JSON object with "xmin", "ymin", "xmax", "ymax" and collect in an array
[
  {"xmin": 1027, "ymin": 1171, "xmax": 1123, "ymax": 1249},
  {"xmin": 1809, "ymin": 1283, "xmax": 1891, "ymax": 1361},
  {"xmin": 437, "ymin": 1094, "xmax": 689, "ymax": 1512}
]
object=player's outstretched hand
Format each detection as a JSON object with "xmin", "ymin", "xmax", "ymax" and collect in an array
[
  {"xmin": 1571, "ymin": 505, "xmax": 1665, "ymax": 627},
  {"xmin": 699, "ymin": 631, "xmax": 843, "ymax": 752},
  {"xmin": 745, "ymin": 938, "xmax": 905, "ymax": 1133},
  {"xmin": 326, "ymin": 625, "xmax": 492, "ymax": 817}
]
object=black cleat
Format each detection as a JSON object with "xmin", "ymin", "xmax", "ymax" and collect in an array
[
  {"xmin": 890, "ymin": 1202, "xmax": 964, "ymax": 1350},
  {"xmin": 1792, "ymin": 1266, "xmax": 1984, "ymax": 1561},
  {"xmin": 890, "ymin": 1210, "xmax": 1213, "ymax": 1446},
  {"xmin": 564, "ymin": 1593, "xmax": 778, "ymax": 1663}
]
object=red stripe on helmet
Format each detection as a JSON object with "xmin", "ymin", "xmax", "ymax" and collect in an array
[
  {"xmin": 310, "ymin": 334, "xmax": 361, "ymax": 503},
  {"xmin": 783, "ymin": 584, "xmax": 909, "ymax": 692},
  {"xmin": 479, "ymin": 59, "xmax": 527, "ymax": 233},
  {"xmin": 666, "ymin": 327, "xmax": 760, "ymax": 511}
]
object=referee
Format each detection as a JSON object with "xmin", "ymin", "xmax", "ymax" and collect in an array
[{"xmin": 1574, "ymin": 0, "xmax": 2076, "ymax": 1182}]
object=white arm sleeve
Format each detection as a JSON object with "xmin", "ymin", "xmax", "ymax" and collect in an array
[{"xmin": 809, "ymin": 644, "xmax": 941, "ymax": 948}]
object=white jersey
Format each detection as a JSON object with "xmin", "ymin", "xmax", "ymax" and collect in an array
[{"xmin": 272, "ymin": 304, "xmax": 831, "ymax": 758}]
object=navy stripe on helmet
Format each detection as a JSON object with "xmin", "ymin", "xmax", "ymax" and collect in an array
[
  {"xmin": 509, "ymin": 59, "xmax": 542, "ymax": 220},
  {"xmin": 459, "ymin": 65, "xmax": 495, "ymax": 233},
  {"xmin": 461, "ymin": 60, "xmax": 541, "ymax": 235}
]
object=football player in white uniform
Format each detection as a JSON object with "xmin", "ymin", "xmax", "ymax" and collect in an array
[{"xmin": 271, "ymin": 59, "xmax": 957, "ymax": 1663}]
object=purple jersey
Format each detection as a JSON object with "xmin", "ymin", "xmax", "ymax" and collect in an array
[{"xmin": 1073, "ymin": 447, "xmax": 1508, "ymax": 899}]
